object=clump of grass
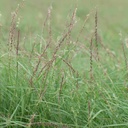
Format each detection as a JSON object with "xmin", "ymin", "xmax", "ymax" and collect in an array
[{"xmin": 1, "ymin": 2, "xmax": 128, "ymax": 128}]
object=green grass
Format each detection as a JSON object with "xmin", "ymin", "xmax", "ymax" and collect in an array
[{"xmin": 0, "ymin": 0, "xmax": 128, "ymax": 128}]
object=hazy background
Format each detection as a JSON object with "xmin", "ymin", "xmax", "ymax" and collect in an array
[{"xmin": 0, "ymin": 0, "xmax": 128, "ymax": 50}]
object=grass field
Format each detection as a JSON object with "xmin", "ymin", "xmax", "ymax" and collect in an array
[{"xmin": 0, "ymin": 0, "xmax": 128, "ymax": 128}]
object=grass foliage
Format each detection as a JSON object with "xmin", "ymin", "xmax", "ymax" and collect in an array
[{"xmin": 0, "ymin": 0, "xmax": 128, "ymax": 128}]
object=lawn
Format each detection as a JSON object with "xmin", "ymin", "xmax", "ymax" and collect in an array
[{"xmin": 0, "ymin": 0, "xmax": 128, "ymax": 128}]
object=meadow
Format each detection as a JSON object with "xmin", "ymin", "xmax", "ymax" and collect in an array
[{"xmin": 0, "ymin": 0, "xmax": 128, "ymax": 128}]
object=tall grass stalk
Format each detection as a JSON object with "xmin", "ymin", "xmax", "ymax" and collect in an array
[
  {"xmin": 16, "ymin": 29, "xmax": 20, "ymax": 85},
  {"xmin": 90, "ymin": 37, "xmax": 93, "ymax": 80},
  {"xmin": 94, "ymin": 10, "xmax": 99, "ymax": 61},
  {"xmin": 121, "ymin": 36, "xmax": 128, "ymax": 69}
]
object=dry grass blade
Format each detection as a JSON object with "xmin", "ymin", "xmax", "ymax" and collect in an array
[
  {"xmin": 62, "ymin": 59, "xmax": 76, "ymax": 73},
  {"xmin": 27, "ymin": 114, "xmax": 36, "ymax": 128}
]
